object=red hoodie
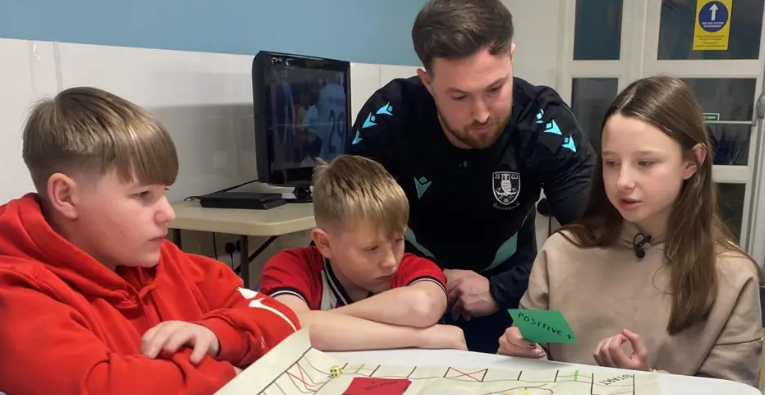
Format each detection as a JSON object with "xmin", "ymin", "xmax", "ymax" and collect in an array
[{"xmin": 0, "ymin": 194, "xmax": 300, "ymax": 395}]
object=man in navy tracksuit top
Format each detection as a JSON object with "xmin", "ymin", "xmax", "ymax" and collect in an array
[{"xmin": 347, "ymin": 0, "xmax": 596, "ymax": 353}]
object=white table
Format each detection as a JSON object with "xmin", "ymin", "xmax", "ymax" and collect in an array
[
  {"xmin": 329, "ymin": 349, "xmax": 760, "ymax": 395},
  {"xmin": 169, "ymin": 184, "xmax": 315, "ymax": 288}
]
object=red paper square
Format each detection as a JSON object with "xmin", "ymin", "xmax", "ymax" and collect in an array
[{"xmin": 343, "ymin": 377, "xmax": 411, "ymax": 395}]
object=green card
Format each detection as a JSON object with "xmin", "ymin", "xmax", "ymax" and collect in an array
[{"xmin": 508, "ymin": 309, "xmax": 577, "ymax": 344}]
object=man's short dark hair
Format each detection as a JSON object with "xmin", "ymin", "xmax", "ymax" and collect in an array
[{"xmin": 412, "ymin": 0, "xmax": 514, "ymax": 72}]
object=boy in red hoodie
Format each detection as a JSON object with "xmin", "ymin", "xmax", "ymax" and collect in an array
[{"xmin": 0, "ymin": 87, "xmax": 300, "ymax": 395}]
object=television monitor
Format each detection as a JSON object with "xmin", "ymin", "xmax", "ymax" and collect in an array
[{"xmin": 252, "ymin": 51, "xmax": 351, "ymax": 203}]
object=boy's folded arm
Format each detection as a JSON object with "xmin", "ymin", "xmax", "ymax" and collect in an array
[
  {"xmin": 275, "ymin": 294, "xmax": 424, "ymax": 351},
  {"xmin": 0, "ymin": 279, "xmax": 235, "ymax": 395},
  {"xmin": 184, "ymin": 254, "xmax": 301, "ymax": 367},
  {"xmin": 333, "ymin": 281, "xmax": 447, "ymax": 328}
]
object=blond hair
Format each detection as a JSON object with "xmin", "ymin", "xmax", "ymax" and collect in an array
[
  {"xmin": 312, "ymin": 155, "xmax": 408, "ymax": 237},
  {"xmin": 22, "ymin": 87, "xmax": 178, "ymax": 197}
]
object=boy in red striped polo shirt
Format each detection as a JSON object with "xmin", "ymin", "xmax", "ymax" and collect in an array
[{"xmin": 261, "ymin": 155, "xmax": 465, "ymax": 351}]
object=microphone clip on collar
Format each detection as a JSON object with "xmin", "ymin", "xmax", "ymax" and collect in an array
[{"xmin": 633, "ymin": 233, "xmax": 652, "ymax": 259}]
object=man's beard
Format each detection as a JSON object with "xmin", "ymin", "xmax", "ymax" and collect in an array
[{"xmin": 437, "ymin": 108, "xmax": 511, "ymax": 149}]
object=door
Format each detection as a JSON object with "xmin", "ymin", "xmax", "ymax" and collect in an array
[
  {"xmin": 556, "ymin": 0, "xmax": 765, "ymax": 265},
  {"xmin": 553, "ymin": 0, "xmax": 630, "ymax": 237},
  {"xmin": 644, "ymin": 0, "xmax": 765, "ymax": 263}
]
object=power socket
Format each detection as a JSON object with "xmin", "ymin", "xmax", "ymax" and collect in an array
[
  {"xmin": 216, "ymin": 252, "xmax": 241, "ymax": 271},
  {"xmin": 221, "ymin": 241, "xmax": 244, "ymax": 271}
]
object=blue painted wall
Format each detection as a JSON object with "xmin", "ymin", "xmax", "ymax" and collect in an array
[{"xmin": 0, "ymin": 0, "xmax": 428, "ymax": 66}]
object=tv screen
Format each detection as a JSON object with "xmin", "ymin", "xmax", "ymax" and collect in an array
[{"xmin": 264, "ymin": 63, "xmax": 348, "ymax": 172}]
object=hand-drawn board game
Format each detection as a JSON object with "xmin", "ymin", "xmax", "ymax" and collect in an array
[{"xmin": 214, "ymin": 329, "xmax": 661, "ymax": 395}]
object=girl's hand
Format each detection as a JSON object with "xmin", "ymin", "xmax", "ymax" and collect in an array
[
  {"xmin": 498, "ymin": 326, "xmax": 546, "ymax": 359},
  {"xmin": 593, "ymin": 329, "xmax": 651, "ymax": 371}
]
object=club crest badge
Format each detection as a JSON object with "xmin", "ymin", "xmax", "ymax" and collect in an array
[{"xmin": 492, "ymin": 171, "xmax": 520, "ymax": 206}]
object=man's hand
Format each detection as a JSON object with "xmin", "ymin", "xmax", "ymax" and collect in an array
[
  {"xmin": 593, "ymin": 329, "xmax": 651, "ymax": 371},
  {"xmin": 416, "ymin": 324, "xmax": 467, "ymax": 350},
  {"xmin": 444, "ymin": 269, "xmax": 498, "ymax": 320},
  {"xmin": 141, "ymin": 321, "xmax": 220, "ymax": 365}
]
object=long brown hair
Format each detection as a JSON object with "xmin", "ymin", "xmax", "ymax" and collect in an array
[{"xmin": 560, "ymin": 75, "xmax": 757, "ymax": 335}]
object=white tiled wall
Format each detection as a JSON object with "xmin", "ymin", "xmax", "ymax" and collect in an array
[
  {"xmin": 0, "ymin": 38, "xmax": 420, "ymax": 204},
  {"xmin": 57, "ymin": 42, "xmax": 262, "ymax": 202},
  {"xmin": 0, "ymin": 39, "xmax": 57, "ymax": 203}
]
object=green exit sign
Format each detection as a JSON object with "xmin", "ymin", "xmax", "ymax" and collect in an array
[{"xmin": 703, "ymin": 113, "xmax": 720, "ymax": 122}]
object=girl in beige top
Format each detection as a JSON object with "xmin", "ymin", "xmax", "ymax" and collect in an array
[{"xmin": 498, "ymin": 76, "xmax": 763, "ymax": 387}]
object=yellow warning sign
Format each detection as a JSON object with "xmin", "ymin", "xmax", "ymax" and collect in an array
[{"xmin": 693, "ymin": 0, "xmax": 732, "ymax": 51}]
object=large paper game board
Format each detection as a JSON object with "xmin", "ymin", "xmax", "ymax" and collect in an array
[{"xmin": 214, "ymin": 329, "xmax": 661, "ymax": 395}]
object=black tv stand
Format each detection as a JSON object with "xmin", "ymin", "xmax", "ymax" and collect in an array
[{"xmin": 286, "ymin": 186, "xmax": 312, "ymax": 203}]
